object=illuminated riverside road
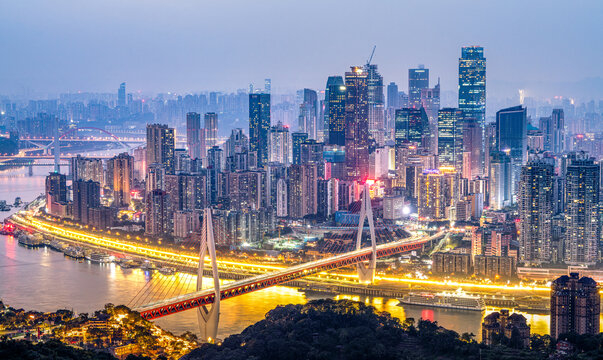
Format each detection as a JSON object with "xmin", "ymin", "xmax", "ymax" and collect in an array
[{"xmin": 0, "ymin": 162, "xmax": 555, "ymax": 339}]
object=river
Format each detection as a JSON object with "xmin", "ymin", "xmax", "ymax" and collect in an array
[{"xmin": 0, "ymin": 159, "xmax": 551, "ymax": 340}]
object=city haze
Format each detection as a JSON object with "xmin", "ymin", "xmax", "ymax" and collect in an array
[{"xmin": 1, "ymin": 0, "xmax": 602, "ymax": 100}]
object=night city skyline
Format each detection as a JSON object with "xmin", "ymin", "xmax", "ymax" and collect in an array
[{"xmin": 1, "ymin": 1, "xmax": 603, "ymax": 359}]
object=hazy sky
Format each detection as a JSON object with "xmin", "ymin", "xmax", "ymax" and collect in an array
[{"xmin": 1, "ymin": 0, "xmax": 602, "ymax": 99}]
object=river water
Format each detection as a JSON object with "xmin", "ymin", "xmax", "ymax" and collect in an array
[{"xmin": 0, "ymin": 161, "xmax": 551, "ymax": 340}]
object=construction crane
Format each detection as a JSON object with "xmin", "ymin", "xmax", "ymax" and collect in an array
[{"xmin": 366, "ymin": 45, "xmax": 376, "ymax": 66}]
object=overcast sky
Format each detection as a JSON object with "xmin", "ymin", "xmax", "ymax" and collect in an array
[{"xmin": 1, "ymin": 0, "xmax": 602, "ymax": 100}]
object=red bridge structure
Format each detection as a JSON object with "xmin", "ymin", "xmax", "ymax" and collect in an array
[{"xmin": 132, "ymin": 184, "xmax": 443, "ymax": 342}]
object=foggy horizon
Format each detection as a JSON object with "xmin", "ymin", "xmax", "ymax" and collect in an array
[{"xmin": 1, "ymin": 0, "xmax": 602, "ymax": 101}]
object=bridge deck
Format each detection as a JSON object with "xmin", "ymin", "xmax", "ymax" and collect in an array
[{"xmin": 136, "ymin": 232, "xmax": 443, "ymax": 320}]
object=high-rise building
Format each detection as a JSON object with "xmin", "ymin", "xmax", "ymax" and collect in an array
[
  {"xmin": 71, "ymin": 155, "xmax": 104, "ymax": 186},
  {"xmin": 420, "ymin": 81, "xmax": 440, "ymax": 154},
  {"xmin": 269, "ymin": 122, "xmax": 290, "ymax": 165},
  {"xmin": 462, "ymin": 118, "xmax": 483, "ymax": 179},
  {"xmin": 496, "ymin": 105, "xmax": 527, "ymax": 198},
  {"xmin": 249, "ymin": 93, "xmax": 271, "ymax": 168},
  {"xmin": 72, "ymin": 180, "xmax": 101, "ymax": 224},
  {"xmin": 264, "ymin": 78, "xmax": 271, "ymax": 93},
  {"xmin": 387, "ymin": 82, "xmax": 399, "ymax": 109},
  {"xmin": 551, "ymin": 273, "xmax": 600, "ymax": 339},
  {"xmin": 539, "ymin": 109, "xmax": 565, "ymax": 154},
  {"xmin": 224, "ymin": 128, "xmax": 248, "ymax": 160},
  {"xmin": 106, "ymin": 152, "xmax": 133, "ymax": 208},
  {"xmin": 459, "ymin": 46, "xmax": 486, "ymax": 166},
  {"xmin": 145, "ymin": 189, "xmax": 170, "ymax": 236},
  {"xmin": 146, "ymin": 124, "xmax": 175, "ymax": 174},
  {"xmin": 207, "ymin": 146, "xmax": 223, "ymax": 205},
  {"xmin": 326, "ymin": 77, "xmax": 346, "ymax": 146},
  {"xmin": 288, "ymin": 163, "xmax": 318, "ymax": 218},
  {"xmin": 489, "ymin": 151, "xmax": 512, "ymax": 210},
  {"xmin": 417, "ymin": 169, "xmax": 448, "ymax": 221},
  {"xmin": 45, "ymin": 172, "xmax": 67, "ymax": 212},
  {"xmin": 394, "ymin": 108, "xmax": 429, "ymax": 148},
  {"xmin": 564, "ymin": 153, "xmax": 600, "ymax": 265},
  {"xmin": 408, "ymin": 65, "xmax": 429, "ymax": 109},
  {"xmin": 518, "ymin": 157, "xmax": 554, "ymax": 263},
  {"xmin": 298, "ymin": 89, "xmax": 318, "ymax": 140},
  {"xmin": 437, "ymin": 108, "xmax": 464, "ymax": 173},
  {"xmin": 344, "ymin": 66, "xmax": 369, "ymax": 181},
  {"xmin": 118, "ymin": 82, "xmax": 126, "ymax": 107},
  {"xmin": 291, "ymin": 132, "xmax": 308, "ymax": 166},
  {"xmin": 186, "ymin": 112, "xmax": 204, "ymax": 160},
  {"xmin": 204, "ymin": 112, "xmax": 218, "ymax": 149},
  {"xmin": 366, "ymin": 64, "xmax": 385, "ymax": 145}
]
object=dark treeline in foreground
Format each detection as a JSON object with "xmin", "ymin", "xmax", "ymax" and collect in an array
[{"xmin": 184, "ymin": 299, "xmax": 603, "ymax": 360}]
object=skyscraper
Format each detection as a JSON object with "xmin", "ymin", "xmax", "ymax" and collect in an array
[
  {"xmin": 496, "ymin": 105, "xmax": 527, "ymax": 199},
  {"xmin": 459, "ymin": 46, "xmax": 486, "ymax": 165},
  {"xmin": 551, "ymin": 273, "xmax": 600, "ymax": 339},
  {"xmin": 146, "ymin": 124, "xmax": 175, "ymax": 174},
  {"xmin": 269, "ymin": 122, "xmax": 290, "ymax": 165},
  {"xmin": 326, "ymin": 77, "xmax": 346, "ymax": 146},
  {"xmin": 437, "ymin": 108, "xmax": 464, "ymax": 173},
  {"xmin": 564, "ymin": 153, "xmax": 600, "ymax": 265},
  {"xmin": 394, "ymin": 108, "xmax": 429, "ymax": 148},
  {"xmin": 344, "ymin": 66, "xmax": 369, "ymax": 181},
  {"xmin": 45, "ymin": 172, "xmax": 67, "ymax": 204},
  {"xmin": 291, "ymin": 132, "xmax": 308, "ymax": 165},
  {"xmin": 539, "ymin": 109, "xmax": 565, "ymax": 154},
  {"xmin": 387, "ymin": 82, "xmax": 399, "ymax": 109},
  {"xmin": 186, "ymin": 112, "xmax": 204, "ymax": 161},
  {"xmin": 489, "ymin": 151, "xmax": 512, "ymax": 210},
  {"xmin": 107, "ymin": 152, "xmax": 134, "ymax": 208},
  {"xmin": 117, "ymin": 82, "xmax": 126, "ymax": 107},
  {"xmin": 365, "ymin": 64, "xmax": 385, "ymax": 145},
  {"xmin": 204, "ymin": 112, "xmax": 218, "ymax": 149},
  {"xmin": 518, "ymin": 157, "xmax": 554, "ymax": 263},
  {"xmin": 207, "ymin": 146, "xmax": 223, "ymax": 205},
  {"xmin": 71, "ymin": 155, "xmax": 104, "ymax": 186},
  {"xmin": 408, "ymin": 65, "xmax": 429, "ymax": 109},
  {"xmin": 145, "ymin": 189, "xmax": 170, "ymax": 236},
  {"xmin": 420, "ymin": 81, "xmax": 441, "ymax": 154},
  {"xmin": 298, "ymin": 89, "xmax": 318, "ymax": 140},
  {"xmin": 249, "ymin": 93, "xmax": 271, "ymax": 168},
  {"xmin": 462, "ymin": 118, "xmax": 483, "ymax": 179},
  {"xmin": 72, "ymin": 180, "xmax": 101, "ymax": 224}
]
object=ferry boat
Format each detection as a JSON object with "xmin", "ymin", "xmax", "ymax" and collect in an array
[
  {"xmin": 86, "ymin": 253, "xmax": 114, "ymax": 263},
  {"xmin": 0, "ymin": 201, "xmax": 11, "ymax": 212},
  {"xmin": 158, "ymin": 267, "xmax": 176, "ymax": 275},
  {"xmin": 398, "ymin": 289, "xmax": 486, "ymax": 311},
  {"xmin": 13, "ymin": 197, "xmax": 22, "ymax": 207}
]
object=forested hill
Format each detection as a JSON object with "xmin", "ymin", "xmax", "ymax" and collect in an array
[{"xmin": 183, "ymin": 299, "xmax": 586, "ymax": 360}]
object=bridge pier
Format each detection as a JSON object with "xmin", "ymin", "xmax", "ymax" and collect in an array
[
  {"xmin": 356, "ymin": 183, "xmax": 377, "ymax": 284},
  {"xmin": 197, "ymin": 208, "xmax": 220, "ymax": 343},
  {"xmin": 28, "ymin": 163, "xmax": 33, "ymax": 177}
]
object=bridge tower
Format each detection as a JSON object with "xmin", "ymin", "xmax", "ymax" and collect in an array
[
  {"xmin": 197, "ymin": 208, "xmax": 220, "ymax": 343},
  {"xmin": 356, "ymin": 182, "xmax": 377, "ymax": 283}
]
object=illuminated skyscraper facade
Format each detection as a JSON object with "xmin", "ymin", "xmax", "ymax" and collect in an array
[
  {"xmin": 186, "ymin": 112, "xmax": 203, "ymax": 160},
  {"xmin": 437, "ymin": 108, "xmax": 464, "ymax": 173},
  {"xmin": 204, "ymin": 112, "xmax": 218, "ymax": 149},
  {"xmin": 146, "ymin": 124, "xmax": 175, "ymax": 174},
  {"xmin": 421, "ymin": 81, "xmax": 440, "ymax": 154},
  {"xmin": 325, "ymin": 77, "xmax": 346, "ymax": 146},
  {"xmin": 249, "ymin": 93, "xmax": 271, "ymax": 168},
  {"xmin": 496, "ymin": 105, "xmax": 527, "ymax": 198},
  {"xmin": 518, "ymin": 157, "xmax": 554, "ymax": 263},
  {"xmin": 365, "ymin": 64, "xmax": 385, "ymax": 145},
  {"xmin": 107, "ymin": 152, "xmax": 134, "ymax": 208},
  {"xmin": 394, "ymin": 108, "xmax": 429, "ymax": 148},
  {"xmin": 298, "ymin": 89, "xmax": 317, "ymax": 140},
  {"xmin": 344, "ymin": 66, "xmax": 369, "ymax": 181},
  {"xmin": 459, "ymin": 46, "xmax": 486, "ymax": 164},
  {"xmin": 408, "ymin": 66, "xmax": 429, "ymax": 109},
  {"xmin": 564, "ymin": 153, "xmax": 600, "ymax": 265}
]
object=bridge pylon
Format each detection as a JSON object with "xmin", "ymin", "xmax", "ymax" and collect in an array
[
  {"xmin": 197, "ymin": 208, "xmax": 220, "ymax": 343},
  {"xmin": 355, "ymin": 182, "xmax": 376, "ymax": 284}
]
